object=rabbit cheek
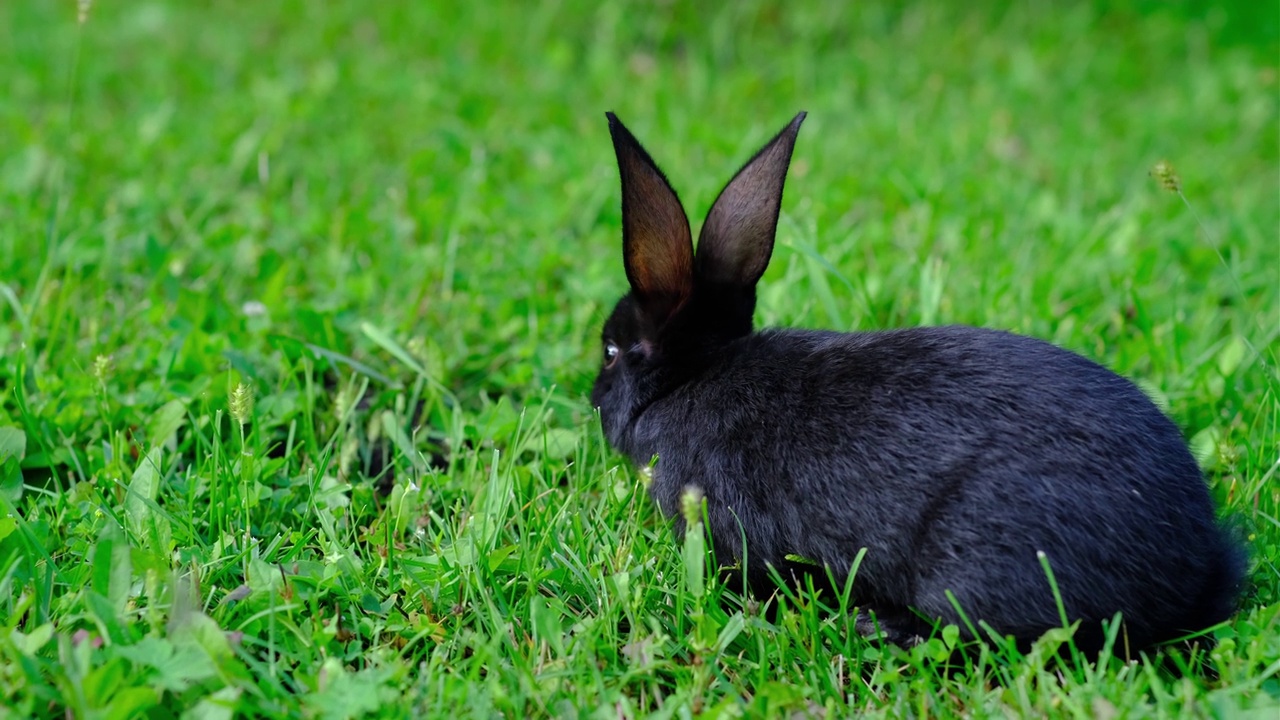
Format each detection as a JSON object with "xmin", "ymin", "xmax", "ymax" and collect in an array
[
  {"xmin": 589, "ymin": 370, "xmax": 613, "ymax": 410},
  {"xmin": 592, "ymin": 384, "xmax": 627, "ymax": 447},
  {"xmin": 591, "ymin": 369, "xmax": 644, "ymax": 455}
]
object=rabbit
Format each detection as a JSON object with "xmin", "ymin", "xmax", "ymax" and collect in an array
[{"xmin": 590, "ymin": 110, "xmax": 1245, "ymax": 655}]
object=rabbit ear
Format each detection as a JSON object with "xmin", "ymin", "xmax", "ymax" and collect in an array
[
  {"xmin": 696, "ymin": 112, "xmax": 806, "ymax": 288},
  {"xmin": 608, "ymin": 112, "xmax": 694, "ymax": 327}
]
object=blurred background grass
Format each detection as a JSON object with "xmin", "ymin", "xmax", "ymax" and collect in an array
[{"xmin": 3, "ymin": 1, "xmax": 1275, "ymax": 402}]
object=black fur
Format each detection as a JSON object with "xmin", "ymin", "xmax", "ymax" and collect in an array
[{"xmin": 592, "ymin": 112, "xmax": 1245, "ymax": 655}]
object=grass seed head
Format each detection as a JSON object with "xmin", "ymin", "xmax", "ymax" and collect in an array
[
  {"xmin": 680, "ymin": 485, "xmax": 704, "ymax": 528},
  {"xmin": 92, "ymin": 354, "xmax": 112, "ymax": 385},
  {"xmin": 229, "ymin": 383, "xmax": 253, "ymax": 426},
  {"xmin": 1150, "ymin": 160, "xmax": 1181, "ymax": 193}
]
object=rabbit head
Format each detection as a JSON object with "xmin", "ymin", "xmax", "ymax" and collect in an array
[{"xmin": 591, "ymin": 112, "xmax": 805, "ymax": 452}]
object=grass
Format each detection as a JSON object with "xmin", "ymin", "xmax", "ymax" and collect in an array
[{"xmin": 1, "ymin": 0, "xmax": 1278, "ymax": 717}]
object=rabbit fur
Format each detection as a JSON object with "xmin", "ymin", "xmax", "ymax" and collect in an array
[{"xmin": 590, "ymin": 111, "xmax": 1244, "ymax": 654}]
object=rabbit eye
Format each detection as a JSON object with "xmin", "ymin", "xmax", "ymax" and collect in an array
[{"xmin": 603, "ymin": 343, "xmax": 620, "ymax": 368}]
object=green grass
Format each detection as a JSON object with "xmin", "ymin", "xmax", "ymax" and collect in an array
[{"xmin": 1, "ymin": 0, "xmax": 1278, "ymax": 717}]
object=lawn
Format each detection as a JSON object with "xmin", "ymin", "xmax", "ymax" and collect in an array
[{"xmin": 1, "ymin": 0, "xmax": 1277, "ymax": 717}]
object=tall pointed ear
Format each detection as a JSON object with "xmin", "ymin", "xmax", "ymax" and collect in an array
[
  {"xmin": 695, "ymin": 112, "xmax": 806, "ymax": 288},
  {"xmin": 607, "ymin": 112, "xmax": 694, "ymax": 327}
]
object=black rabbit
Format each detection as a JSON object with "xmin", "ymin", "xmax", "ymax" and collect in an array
[{"xmin": 590, "ymin": 111, "xmax": 1244, "ymax": 654}]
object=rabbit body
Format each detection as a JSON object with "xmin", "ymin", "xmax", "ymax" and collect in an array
[{"xmin": 592, "ymin": 112, "xmax": 1243, "ymax": 651}]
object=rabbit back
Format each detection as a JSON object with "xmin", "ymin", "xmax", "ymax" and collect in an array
[{"xmin": 629, "ymin": 325, "xmax": 1242, "ymax": 648}]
